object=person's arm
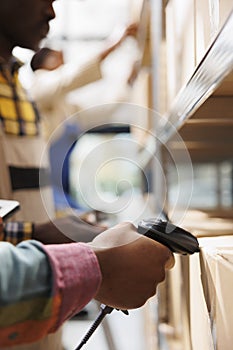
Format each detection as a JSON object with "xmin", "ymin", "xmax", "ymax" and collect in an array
[
  {"xmin": 1, "ymin": 216, "xmax": 104, "ymax": 246},
  {"xmin": 0, "ymin": 221, "xmax": 174, "ymax": 348},
  {"xmin": 30, "ymin": 57, "xmax": 103, "ymax": 106},
  {"xmin": 99, "ymin": 22, "xmax": 138, "ymax": 61},
  {"xmin": 33, "ymin": 215, "xmax": 106, "ymax": 244},
  {"xmin": 2, "ymin": 219, "xmax": 71, "ymax": 245},
  {"xmin": 30, "ymin": 23, "xmax": 139, "ymax": 106},
  {"xmin": 0, "ymin": 240, "xmax": 101, "ymax": 348}
]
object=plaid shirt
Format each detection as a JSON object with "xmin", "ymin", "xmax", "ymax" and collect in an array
[
  {"xmin": 0, "ymin": 57, "xmax": 40, "ymax": 136},
  {"xmin": 3, "ymin": 221, "xmax": 34, "ymax": 244},
  {"xmin": 0, "ymin": 56, "xmax": 55, "ymax": 224},
  {"xmin": 0, "ymin": 58, "xmax": 42, "ymax": 243}
]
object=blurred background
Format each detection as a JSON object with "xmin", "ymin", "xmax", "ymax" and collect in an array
[{"xmin": 12, "ymin": 0, "xmax": 233, "ymax": 348}]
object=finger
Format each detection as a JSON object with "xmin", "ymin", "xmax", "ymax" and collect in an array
[{"xmin": 165, "ymin": 253, "xmax": 175, "ymax": 269}]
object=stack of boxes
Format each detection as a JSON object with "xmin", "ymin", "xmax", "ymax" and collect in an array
[
  {"xmin": 165, "ymin": 0, "xmax": 233, "ymax": 105},
  {"xmin": 156, "ymin": 211, "xmax": 233, "ymax": 349},
  {"xmin": 190, "ymin": 235, "xmax": 233, "ymax": 350},
  {"xmin": 149, "ymin": 0, "xmax": 233, "ymax": 348}
]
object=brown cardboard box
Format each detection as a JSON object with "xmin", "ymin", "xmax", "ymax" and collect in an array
[
  {"xmin": 219, "ymin": 0, "xmax": 233, "ymax": 29},
  {"xmin": 165, "ymin": 0, "xmax": 195, "ymax": 105},
  {"xmin": 195, "ymin": 0, "xmax": 212, "ymax": 64},
  {"xmin": 196, "ymin": 236, "xmax": 233, "ymax": 350},
  {"xmin": 195, "ymin": 0, "xmax": 233, "ymax": 65},
  {"xmin": 189, "ymin": 253, "xmax": 215, "ymax": 350},
  {"xmin": 175, "ymin": 209, "xmax": 233, "ymax": 237},
  {"xmin": 166, "ymin": 0, "xmax": 233, "ymax": 99},
  {"xmin": 157, "ymin": 255, "xmax": 192, "ymax": 350},
  {"xmin": 163, "ymin": 232, "xmax": 233, "ymax": 349}
]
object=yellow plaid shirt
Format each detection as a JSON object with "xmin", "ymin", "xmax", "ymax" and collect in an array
[
  {"xmin": 0, "ymin": 57, "xmax": 40, "ymax": 136},
  {"xmin": 0, "ymin": 58, "xmax": 44, "ymax": 243}
]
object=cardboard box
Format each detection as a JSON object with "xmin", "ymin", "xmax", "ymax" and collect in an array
[
  {"xmin": 195, "ymin": 0, "xmax": 233, "ymax": 65},
  {"xmin": 219, "ymin": 0, "xmax": 233, "ymax": 30},
  {"xmin": 165, "ymin": 0, "xmax": 195, "ymax": 105},
  {"xmin": 161, "ymin": 233, "xmax": 233, "ymax": 349},
  {"xmin": 195, "ymin": 0, "xmax": 212, "ymax": 64},
  {"xmin": 157, "ymin": 255, "xmax": 192, "ymax": 350},
  {"xmin": 189, "ymin": 253, "xmax": 215, "ymax": 350},
  {"xmin": 166, "ymin": 0, "xmax": 233, "ymax": 102},
  {"xmin": 175, "ymin": 209, "xmax": 233, "ymax": 237},
  {"xmin": 194, "ymin": 236, "xmax": 233, "ymax": 350}
]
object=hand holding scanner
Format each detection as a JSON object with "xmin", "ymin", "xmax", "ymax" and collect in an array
[{"xmin": 74, "ymin": 218, "xmax": 199, "ymax": 349}]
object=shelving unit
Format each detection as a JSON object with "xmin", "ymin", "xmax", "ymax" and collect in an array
[
  {"xmin": 160, "ymin": 8, "xmax": 233, "ymax": 159},
  {"xmin": 147, "ymin": 1, "xmax": 233, "ymax": 349}
]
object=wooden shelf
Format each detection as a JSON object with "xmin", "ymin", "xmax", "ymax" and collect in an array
[
  {"xmin": 214, "ymin": 70, "xmax": 233, "ymax": 95},
  {"xmin": 162, "ymin": 93, "xmax": 233, "ymax": 161},
  {"xmin": 153, "ymin": 3, "xmax": 233, "ymax": 350},
  {"xmin": 172, "ymin": 209, "xmax": 233, "ymax": 237},
  {"xmin": 159, "ymin": 9, "xmax": 233, "ymax": 146}
]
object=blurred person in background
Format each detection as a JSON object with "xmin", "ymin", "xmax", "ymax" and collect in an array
[
  {"xmin": 29, "ymin": 23, "xmax": 139, "ymax": 212},
  {"xmin": 0, "ymin": 0, "xmax": 144, "ymax": 349},
  {"xmin": 0, "ymin": 0, "xmax": 142, "ymax": 349},
  {"xmin": 0, "ymin": 0, "xmax": 103, "ymax": 348},
  {"xmin": 29, "ymin": 23, "xmax": 138, "ymax": 140}
]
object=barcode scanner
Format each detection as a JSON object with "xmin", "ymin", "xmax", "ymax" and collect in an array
[
  {"xmin": 74, "ymin": 219, "xmax": 200, "ymax": 349},
  {"xmin": 138, "ymin": 218, "xmax": 200, "ymax": 255}
]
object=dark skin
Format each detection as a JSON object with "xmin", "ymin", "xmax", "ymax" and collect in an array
[
  {"xmin": 0, "ymin": 0, "xmax": 175, "ymax": 311},
  {"xmin": 0, "ymin": 0, "xmax": 55, "ymax": 61},
  {"xmin": 0, "ymin": 0, "xmax": 93, "ymax": 245}
]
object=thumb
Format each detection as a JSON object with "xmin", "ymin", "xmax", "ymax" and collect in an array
[{"xmin": 165, "ymin": 252, "xmax": 175, "ymax": 269}]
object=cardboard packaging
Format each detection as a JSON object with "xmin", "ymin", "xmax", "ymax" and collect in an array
[
  {"xmin": 190, "ymin": 236, "xmax": 233, "ymax": 350},
  {"xmin": 157, "ymin": 255, "xmax": 192, "ymax": 350},
  {"xmin": 189, "ymin": 252, "xmax": 215, "ymax": 349},
  {"xmin": 195, "ymin": 0, "xmax": 233, "ymax": 65},
  {"xmin": 159, "ymin": 222, "xmax": 233, "ymax": 350},
  {"xmin": 165, "ymin": 0, "xmax": 195, "ymax": 105}
]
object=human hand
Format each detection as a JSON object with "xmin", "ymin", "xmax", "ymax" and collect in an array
[
  {"xmin": 88, "ymin": 222, "xmax": 174, "ymax": 309},
  {"xmin": 99, "ymin": 22, "xmax": 139, "ymax": 61},
  {"xmin": 127, "ymin": 59, "xmax": 141, "ymax": 86},
  {"xmin": 124, "ymin": 22, "xmax": 139, "ymax": 37}
]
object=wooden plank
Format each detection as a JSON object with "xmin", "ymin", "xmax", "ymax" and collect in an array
[
  {"xmin": 190, "ymin": 96, "xmax": 233, "ymax": 120},
  {"xmin": 178, "ymin": 124, "xmax": 233, "ymax": 142},
  {"xmin": 214, "ymin": 70, "xmax": 233, "ymax": 95},
  {"xmin": 163, "ymin": 142, "xmax": 233, "ymax": 162},
  {"xmin": 185, "ymin": 119, "xmax": 233, "ymax": 125}
]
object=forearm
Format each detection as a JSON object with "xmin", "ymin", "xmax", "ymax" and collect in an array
[
  {"xmin": 31, "ymin": 57, "xmax": 102, "ymax": 105},
  {"xmin": 0, "ymin": 240, "xmax": 101, "ymax": 347}
]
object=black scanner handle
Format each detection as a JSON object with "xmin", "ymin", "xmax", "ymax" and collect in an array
[{"xmin": 138, "ymin": 219, "xmax": 200, "ymax": 255}]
